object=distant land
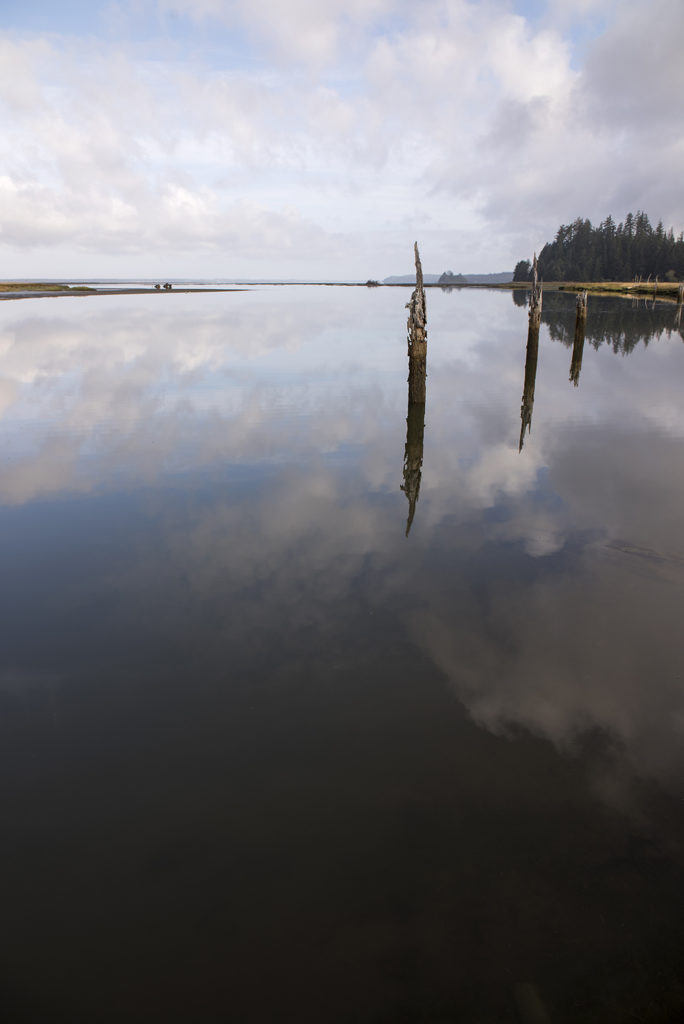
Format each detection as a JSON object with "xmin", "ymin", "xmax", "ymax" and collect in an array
[{"xmin": 383, "ymin": 272, "xmax": 513, "ymax": 285}]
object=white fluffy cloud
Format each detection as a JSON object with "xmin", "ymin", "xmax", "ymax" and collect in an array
[{"xmin": 0, "ymin": 0, "xmax": 682, "ymax": 276}]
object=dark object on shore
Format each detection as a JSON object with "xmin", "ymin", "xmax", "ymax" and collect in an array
[
  {"xmin": 163, "ymin": 282, "xmax": 172, "ymax": 290},
  {"xmin": 365, "ymin": 279, "xmax": 380, "ymax": 287},
  {"xmin": 406, "ymin": 242, "xmax": 427, "ymax": 404},
  {"xmin": 438, "ymin": 271, "xmax": 467, "ymax": 286},
  {"xmin": 154, "ymin": 284, "xmax": 161, "ymax": 290}
]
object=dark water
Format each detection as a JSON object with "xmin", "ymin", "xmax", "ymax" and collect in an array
[{"xmin": 1, "ymin": 287, "xmax": 684, "ymax": 1023}]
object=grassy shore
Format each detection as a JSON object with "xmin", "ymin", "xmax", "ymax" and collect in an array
[
  {"xmin": 508, "ymin": 280, "xmax": 682, "ymax": 299},
  {"xmin": 0, "ymin": 282, "xmax": 94, "ymax": 293}
]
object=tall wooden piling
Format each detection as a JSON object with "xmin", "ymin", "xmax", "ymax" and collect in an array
[
  {"xmin": 406, "ymin": 242, "xmax": 427, "ymax": 404},
  {"xmin": 529, "ymin": 252, "xmax": 543, "ymax": 326}
]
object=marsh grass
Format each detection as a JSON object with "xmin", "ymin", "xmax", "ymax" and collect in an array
[
  {"xmin": 510, "ymin": 280, "xmax": 682, "ymax": 300},
  {"xmin": 0, "ymin": 282, "xmax": 94, "ymax": 293},
  {"xmin": 557, "ymin": 280, "xmax": 681, "ymax": 297}
]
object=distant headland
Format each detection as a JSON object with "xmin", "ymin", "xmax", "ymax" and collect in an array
[{"xmin": 383, "ymin": 271, "xmax": 513, "ymax": 285}]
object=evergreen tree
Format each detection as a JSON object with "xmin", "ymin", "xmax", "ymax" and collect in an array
[
  {"xmin": 513, "ymin": 259, "xmax": 531, "ymax": 282},
  {"xmin": 527, "ymin": 213, "xmax": 684, "ymax": 281}
]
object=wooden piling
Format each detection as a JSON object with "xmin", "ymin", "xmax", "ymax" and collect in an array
[
  {"xmin": 529, "ymin": 252, "xmax": 543, "ymax": 326},
  {"xmin": 406, "ymin": 242, "xmax": 427, "ymax": 404}
]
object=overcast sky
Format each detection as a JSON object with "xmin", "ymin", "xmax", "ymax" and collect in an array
[{"xmin": 1, "ymin": 0, "xmax": 682, "ymax": 279}]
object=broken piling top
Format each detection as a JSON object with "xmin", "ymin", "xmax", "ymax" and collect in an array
[
  {"xmin": 407, "ymin": 241, "xmax": 426, "ymax": 341},
  {"xmin": 529, "ymin": 252, "xmax": 543, "ymax": 323},
  {"xmin": 406, "ymin": 241, "xmax": 427, "ymax": 403},
  {"xmin": 407, "ymin": 242, "xmax": 426, "ymax": 346},
  {"xmin": 414, "ymin": 241, "xmax": 424, "ymax": 295}
]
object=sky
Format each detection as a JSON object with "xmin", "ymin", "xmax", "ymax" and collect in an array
[{"xmin": 1, "ymin": 0, "xmax": 683, "ymax": 279}]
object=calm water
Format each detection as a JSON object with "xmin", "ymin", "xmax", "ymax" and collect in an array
[{"xmin": 1, "ymin": 286, "xmax": 684, "ymax": 1023}]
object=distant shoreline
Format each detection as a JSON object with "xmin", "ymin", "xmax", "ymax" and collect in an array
[
  {"xmin": 0, "ymin": 285, "xmax": 248, "ymax": 301},
  {"xmin": 1, "ymin": 279, "xmax": 681, "ymax": 301}
]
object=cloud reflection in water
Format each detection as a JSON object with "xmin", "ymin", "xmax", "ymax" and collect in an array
[{"xmin": 1, "ymin": 286, "xmax": 683, "ymax": 806}]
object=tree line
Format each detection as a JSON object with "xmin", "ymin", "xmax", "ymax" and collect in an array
[
  {"xmin": 514, "ymin": 212, "xmax": 684, "ymax": 282},
  {"xmin": 518, "ymin": 289, "xmax": 683, "ymax": 354}
]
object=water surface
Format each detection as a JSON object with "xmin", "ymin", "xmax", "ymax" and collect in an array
[{"xmin": 1, "ymin": 287, "xmax": 684, "ymax": 1022}]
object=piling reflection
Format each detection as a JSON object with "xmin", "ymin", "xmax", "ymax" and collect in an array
[
  {"xmin": 519, "ymin": 288, "xmax": 683, "ymax": 445},
  {"xmin": 519, "ymin": 320, "xmax": 540, "ymax": 452},
  {"xmin": 570, "ymin": 292, "xmax": 587, "ymax": 387},
  {"xmin": 401, "ymin": 401, "xmax": 425, "ymax": 536},
  {"xmin": 542, "ymin": 291, "xmax": 684, "ymax": 352},
  {"xmin": 401, "ymin": 243, "xmax": 428, "ymax": 533}
]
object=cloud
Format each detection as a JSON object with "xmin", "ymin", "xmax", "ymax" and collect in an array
[
  {"xmin": 583, "ymin": 0, "xmax": 684, "ymax": 127},
  {"xmin": 0, "ymin": 0, "xmax": 682, "ymax": 276},
  {"xmin": 157, "ymin": 0, "xmax": 396, "ymax": 65}
]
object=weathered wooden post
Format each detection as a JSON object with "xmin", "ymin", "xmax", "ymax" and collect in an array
[
  {"xmin": 401, "ymin": 401, "xmax": 425, "ymax": 536},
  {"xmin": 675, "ymin": 283, "xmax": 683, "ymax": 331},
  {"xmin": 406, "ymin": 242, "xmax": 427, "ymax": 404},
  {"xmin": 529, "ymin": 252, "xmax": 543, "ymax": 326},
  {"xmin": 570, "ymin": 291, "xmax": 587, "ymax": 387},
  {"xmin": 653, "ymin": 276, "xmax": 658, "ymax": 302}
]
